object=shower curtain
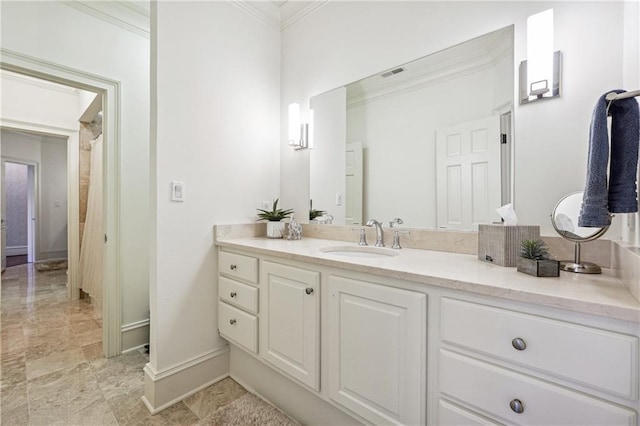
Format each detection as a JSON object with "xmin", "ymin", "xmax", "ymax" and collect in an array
[{"xmin": 79, "ymin": 135, "xmax": 103, "ymax": 302}]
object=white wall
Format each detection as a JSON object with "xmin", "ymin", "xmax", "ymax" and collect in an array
[
  {"xmin": 1, "ymin": 130, "xmax": 67, "ymax": 260},
  {"xmin": 1, "ymin": 1, "xmax": 151, "ymax": 335},
  {"xmin": 148, "ymin": 0, "xmax": 280, "ymax": 407},
  {"xmin": 40, "ymin": 136, "xmax": 68, "ymax": 257},
  {"xmin": 310, "ymin": 87, "xmax": 346, "ymax": 224},
  {"xmin": 281, "ymin": 1, "xmax": 631, "ymax": 237}
]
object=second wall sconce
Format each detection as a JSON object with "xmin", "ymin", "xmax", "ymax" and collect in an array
[
  {"xmin": 519, "ymin": 9, "xmax": 562, "ymax": 105},
  {"xmin": 288, "ymin": 103, "xmax": 313, "ymax": 149}
]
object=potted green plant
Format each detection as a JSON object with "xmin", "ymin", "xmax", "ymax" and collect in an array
[
  {"xmin": 517, "ymin": 239, "xmax": 560, "ymax": 277},
  {"xmin": 309, "ymin": 209, "xmax": 326, "ymax": 221},
  {"xmin": 257, "ymin": 198, "xmax": 294, "ymax": 239}
]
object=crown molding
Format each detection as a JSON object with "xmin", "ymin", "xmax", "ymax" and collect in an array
[
  {"xmin": 347, "ymin": 27, "xmax": 513, "ymax": 108},
  {"xmin": 347, "ymin": 54, "xmax": 497, "ymax": 109},
  {"xmin": 230, "ymin": 0, "xmax": 281, "ymax": 31},
  {"xmin": 230, "ymin": 0, "xmax": 327, "ymax": 31},
  {"xmin": 61, "ymin": 1, "xmax": 150, "ymax": 39},
  {"xmin": 280, "ymin": 0, "xmax": 328, "ymax": 30}
]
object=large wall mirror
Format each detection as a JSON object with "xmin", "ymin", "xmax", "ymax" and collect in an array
[{"xmin": 309, "ymin": 26, "xmax": 514, "ymax": 230}]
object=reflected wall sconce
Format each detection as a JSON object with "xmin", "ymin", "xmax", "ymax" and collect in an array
[
  {"xmin": 519, "ymin": 9, "xmax": 562, "ymax": 105},
  {"xmin": 288, "ymin": 103, "xmax": 313, "ymax": 149}
]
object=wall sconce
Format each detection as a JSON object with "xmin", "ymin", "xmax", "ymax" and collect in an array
[
  {"xmin": 519, "ymin": 9, "xmax": 562, "ymax": 105},
  {"xmin": 288, "ymin": 103, "xmax": 313, "ymax": 150}
]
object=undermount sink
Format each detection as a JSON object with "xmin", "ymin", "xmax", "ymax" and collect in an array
[{"xmin": 319, "ymin": 245, "xmax": 400, "ymax": 258}]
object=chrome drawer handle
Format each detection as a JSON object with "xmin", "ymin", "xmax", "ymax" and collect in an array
[
  {"xmin": 230, "ymin": 292, "xmax": 237, "ymax": 298},
  {"xmin": 230, "ymin": 264, "xmax": 237, "ymax": 270},
  {"xmin": 305, "ymin": 288, "xmax": 314, "ymax": 295},
  {"xmin": 510, "ymin": 399, "xmax": 524, "ymax": 414},
  {"xmin": 512, "ymin": 337, "xmax": 527, "ymax": 351},
  {"xmin": 229, "ymin": 319, "xmax": 237, "ymax": 325}
]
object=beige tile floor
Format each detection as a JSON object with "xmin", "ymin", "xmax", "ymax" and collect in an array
[{"xmin": 0, "ymin": 264, "xmax": 297, "ymax": 425}]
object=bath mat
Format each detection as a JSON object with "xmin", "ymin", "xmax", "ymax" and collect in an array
[
  {"xmin": 35, "ymin": 260, "xmax": 68, "ymax": 272},
  {"xmin": 202, "ymin": 392, "xmax": 298, "ymax": 425}
]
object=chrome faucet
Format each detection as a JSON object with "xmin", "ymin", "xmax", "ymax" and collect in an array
[{"xmin": 366, "ymin": 219, "xmax": 385, "ymax": 247}]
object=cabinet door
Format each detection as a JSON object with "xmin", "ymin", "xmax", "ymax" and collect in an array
[
  {"xmin": 328, "ymin": 275, "xmax": 426, "ymax": 425},
  {"xmin": 260, "ymin": 261, "xmax": 320, "ymax": 391}
]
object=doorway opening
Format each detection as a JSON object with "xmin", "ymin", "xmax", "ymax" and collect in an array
[
  {"xmin": 3, "ymin": 160, "xmax": 36, "ymax": 268},
  {"xmin": 0, "ymin": 58, "xmax": 120, "ymax": 357}
]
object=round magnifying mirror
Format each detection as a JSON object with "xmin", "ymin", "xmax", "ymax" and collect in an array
[{"xmin": 550, "ymin": 191, "xmax": 609, "ymax": 274}]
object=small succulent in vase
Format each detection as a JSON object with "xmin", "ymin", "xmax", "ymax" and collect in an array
[
  {"xmin": 257, "ymin": 198, "xmax": 294, "ymax": 239},
  {"xmin": 517, "ymin": 239, "xmax": 559, "ymax": 277}
]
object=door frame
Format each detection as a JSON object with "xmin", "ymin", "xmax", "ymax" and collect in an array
[
  {"xmin": 1, "ymin": 48, "xmax": 122, "ymax": 357},
  {"xmin": 2, "ymin": 158, "xmax": 38, "ymax": 263}
]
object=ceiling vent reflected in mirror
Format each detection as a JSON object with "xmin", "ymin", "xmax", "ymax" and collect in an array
[{"xmin": 381, "ymin": 68, "xmax": 405, "ymax": 78}]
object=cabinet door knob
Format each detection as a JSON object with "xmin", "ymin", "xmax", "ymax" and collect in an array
[
  {"xmin": 509, "ymin": 399, "xmax": 524, "ymax": 413},
  {"xmin": 230, "ymin": 264, "xmax": 237, "ymax": 270},
  {"xmin": 229, "ymin": 319, "xmax": 237, "ymax": 325},
  {"xmin": 512, "ymin": 337, "xmax": 527, "ymax": 351},
  {"xmin": 230, "ymin": 291, "xmax": 237, "ymax": 298},
  {"xmin": 305, "ymin": 287, "xmax": 314, "ymax": 295}
]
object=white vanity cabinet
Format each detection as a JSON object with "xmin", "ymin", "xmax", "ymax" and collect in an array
[
  {"xmin": 437, "ymin": 297, "xmax": 639, "ymax": 425},
  {"xmin": 327, "ymin": 274, "xmax": 427, "ymax": 425},
  {"xmin": 216, "ymin": 241, "xmax": 640, "ymax": 426},
  {"xmin": 260, "ymin": 261, "xmax": 320, "ymax": 391}
]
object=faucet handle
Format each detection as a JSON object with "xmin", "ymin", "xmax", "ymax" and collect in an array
[
  {"xmin": 391, "ymin": 230, "xmax": 410, "ymax": 249},
  {"xmin": 389, "ymin": 217, "xmax": 404, "ymax": 228},
  {"xmin": 351, "ymin": 227, "xmax": 368, "ymax": 246}
]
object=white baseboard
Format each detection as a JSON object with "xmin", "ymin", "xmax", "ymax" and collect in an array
[
  {"xmin": 6, "ymin": 245, "xmax": 27, "ymax": 256},
  {"xmin": 121, "ymin": 319, "xmax": 149, "ymax": 352},
  {"xmin": 142, "ymin": 346, "xmax": 230, "ymax": 413}
]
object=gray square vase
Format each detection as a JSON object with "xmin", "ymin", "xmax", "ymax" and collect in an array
[{"xmin": 516, "ymin": 257, "xmax": 560, "ymax": 277}]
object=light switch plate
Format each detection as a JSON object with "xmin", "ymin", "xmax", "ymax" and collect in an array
[{"xmin": 171, "ymin": 181, "xmax": 185, "ymax": 202}]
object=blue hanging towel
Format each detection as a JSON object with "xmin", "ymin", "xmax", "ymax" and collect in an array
[{"xmin": 579, "ymin": 90, "xmax": 640, "ymax": 227}]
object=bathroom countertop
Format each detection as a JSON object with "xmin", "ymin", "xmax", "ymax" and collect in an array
[{"xmin": 216, "ymin": 237, "xmax": 640, "ymax": 323}]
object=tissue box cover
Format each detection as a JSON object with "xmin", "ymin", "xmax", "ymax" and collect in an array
[{"xmin": 478, "ymin": 224, "xmax": 540, "ymax": 267}]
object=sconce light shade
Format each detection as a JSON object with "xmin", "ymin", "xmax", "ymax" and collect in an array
[
  {"xmin": 288, "ymin": 103, "xmax": 301, "ymax": 146},
  {"xmin": 288, "ymin": 102, "xmax": 310, "ymax": 149},
  {"xmin": 308, "ymin": 109, "xmax": 314, "ymax": 149},
  {"xmin": 520, "ymin": 9, "xmax": 561, "ymax": 105}
]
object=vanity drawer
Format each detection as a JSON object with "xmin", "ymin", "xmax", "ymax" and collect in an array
[
  {"xmin": 219, "ymin": 251, "xmax": 258, "ymax": 284},
  {"xmin": 439, "ymin": 398, "xmax": 503, "ymax": 425},
  {"xmin": 439, "ymin": 350, "xmax": 637, "ymax": 425},
  {"xmin": 218, "ymin": 302, "xmax": 258, "ymax": 354},
  {"xmin": 440, "ymin": 298, "xmax": 638, "ymax": 398},
  {"xmin": 219, "ymin": 276, "xmax": 258, "ymax": 314}
]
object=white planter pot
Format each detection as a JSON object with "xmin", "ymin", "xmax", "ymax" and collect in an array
[{"xmin": 266, "ymin": 221, "xmax": 285, "ymax": 239}]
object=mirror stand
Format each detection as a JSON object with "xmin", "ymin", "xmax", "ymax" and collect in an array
[
  {"xmin": 551, "ymin": 191, "xmax": 609, "ymax": 275},
  {"xmin": 560, "ymin": 241, "xmax": 603, "ymax": 274}
]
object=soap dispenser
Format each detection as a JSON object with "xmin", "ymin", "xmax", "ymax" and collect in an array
[{"xmin": 287, "ymin": 215, "xmax": 302, "ymax": 240}]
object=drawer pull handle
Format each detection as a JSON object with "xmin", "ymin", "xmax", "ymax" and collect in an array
[
  {"xmin": 230, "ymin": 292, "xmax": 237, "ymax": 298},
  {"xmin": 512, "ymin": 337, "xmax": 527, "ymax": 351},
  {"xmin": 509, "ymin": 399, "xmax": 524, "ymax": 414},
  {"xmin": 229, "ymin": 319, "xmax": 237, "ymax": 325},
  {"xmin": 305, "ymin": 288, "xmax": 314, "ymax": 295},
  {"xmin": 230, "ymin": 264, "xmax": 237, "ymax": 270}
]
